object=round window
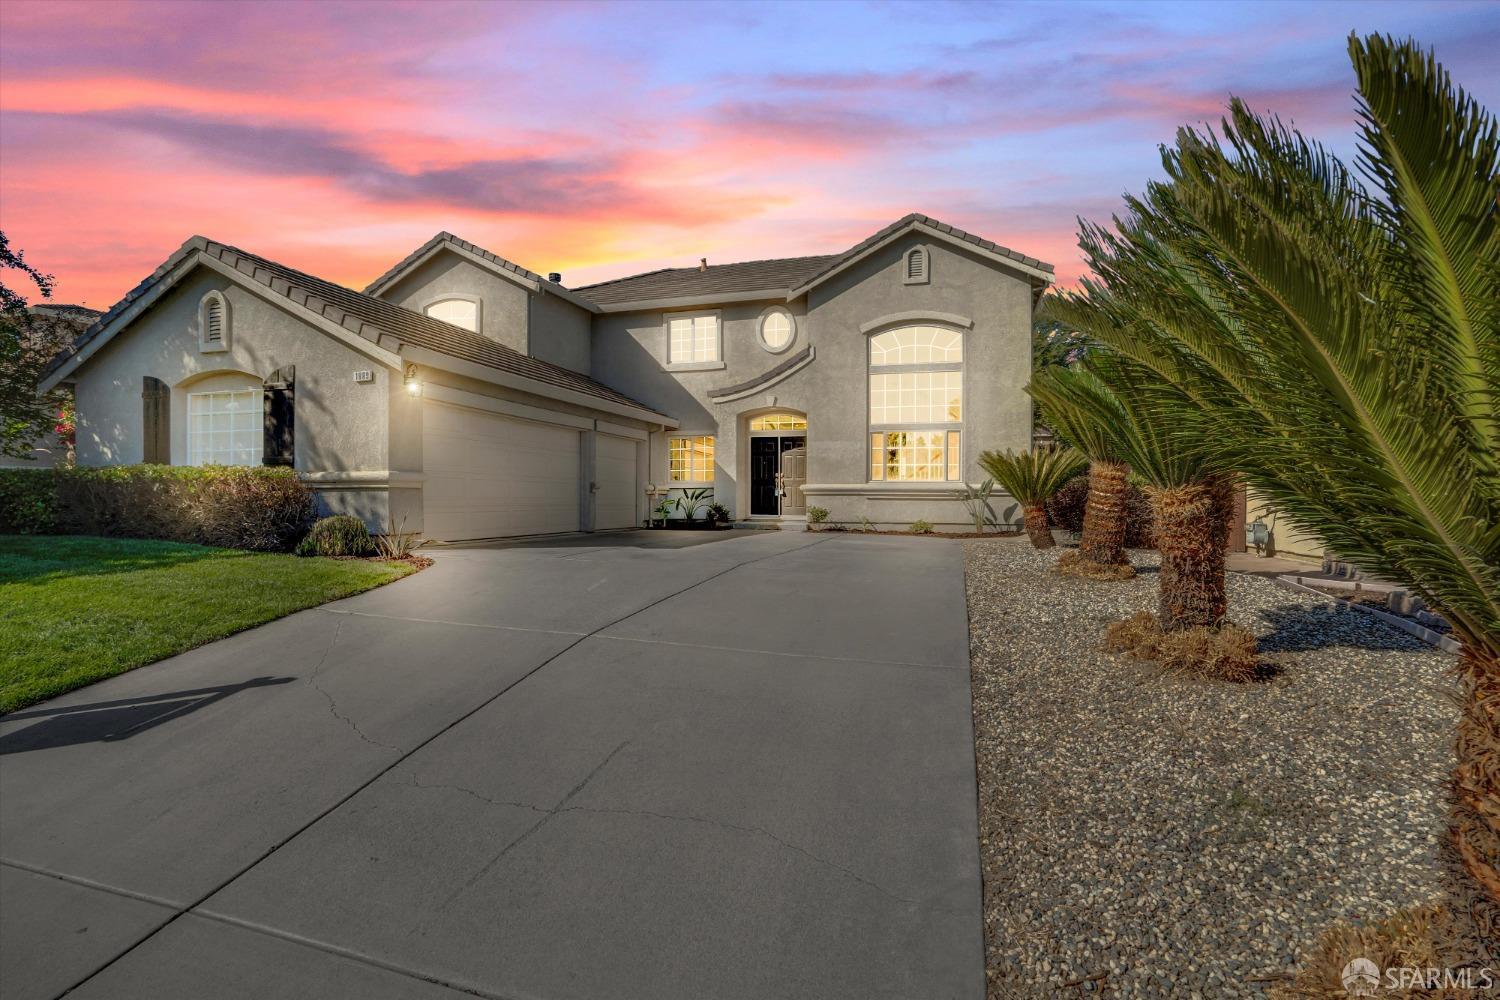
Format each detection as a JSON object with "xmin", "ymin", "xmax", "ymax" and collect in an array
[{"xmin": 759, "ymin": 309, "xmax": 794, "ymax": 353}]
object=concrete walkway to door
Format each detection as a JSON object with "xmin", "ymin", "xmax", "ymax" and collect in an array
[{"xmin": 0, "ymin": 529, "xmax": 982, "ymax": 1000}]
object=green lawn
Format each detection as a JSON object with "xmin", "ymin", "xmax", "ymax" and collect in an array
[{"xmin": 0, "ymin": 535, "xmax": 418, "ymax": 714}]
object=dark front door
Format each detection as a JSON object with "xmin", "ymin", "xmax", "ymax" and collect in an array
[{"xmin": 751, "ymin": 437, "xmax": 781, "ymax": 515}]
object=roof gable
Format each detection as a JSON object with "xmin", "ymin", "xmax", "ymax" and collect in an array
[
  {"xmin": 363, "ymin": 231, "xmax": 598, "ymax": 313},
  {"xmin": 40, "ymin": 237, "xmax": 665, "ymax": 419}
]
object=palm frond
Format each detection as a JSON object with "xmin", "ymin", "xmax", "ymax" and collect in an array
[{"xmin": 977, "ymin": 446, "xmax": 1087, "ymax": 506}]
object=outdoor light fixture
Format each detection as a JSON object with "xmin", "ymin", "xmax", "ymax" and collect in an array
[{"xmin": 404, "ymin": 363, "xmax": 422, "ymax": 397}]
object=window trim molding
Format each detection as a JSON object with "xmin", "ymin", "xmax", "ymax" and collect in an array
[
  {"xmin": 663, "ymin": 309, "xmax": 724, "ymax": 371},
  {"xmin": 666, "ymin": 431, "xmax": 717, "ymax": 485},
  {"xmin": 421, "ymin": 293, "xmax": 483, "ymax": 334},
  {"xmin": 198, "ymin": 290, "xmax": 230, "ymax": 353},
  {"xmin": 902, "ymin": 245, "xmax": 930, "ymax": 285},
  {"xmin": 866, "ymin": 323, "xmax": 965, "ymax": 483},
  {"xmin": 755, "ymin": 306, "xmax": 797, "ymax": 355}
]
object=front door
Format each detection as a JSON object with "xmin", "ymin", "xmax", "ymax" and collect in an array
[{"xmin": 750, "ymin": 435, "xmax": 807, "ymax": 516}]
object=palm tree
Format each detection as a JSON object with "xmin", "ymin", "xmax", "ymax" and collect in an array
[
  {"xmin": 1029, "ymin": 358, "xmax": 1234, "ymax": 628},
  {"xmin": 1028, "ymin": 361, "xmax": 1132, "ymax": 570},
  {"xmin": 978, "ymin": 446, "xmax": 1087, "ymax": 548},
  {"xmin": 1053, "ymin": 34, "xmax": 1498, "ymax": 943}
]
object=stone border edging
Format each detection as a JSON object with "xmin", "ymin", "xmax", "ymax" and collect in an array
[{"xmin": 1272, "ymin": 575, "xmax": 1461, "ymax": 654}]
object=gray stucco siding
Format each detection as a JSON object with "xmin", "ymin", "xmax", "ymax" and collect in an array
[
  {"xmin": 70, "ymin": 268, "xmax": 405, "ymax": 526},
  {"xmin": 378, "ymin": 251, "xmax": 531, "ymax": 355},
  {"xmin": 528, "ymin": 290, "xmax": 592, "ymax": 375},
  {"xmin": 588, "ymin": 233, "xmax": 1032, "ymax": 526}
]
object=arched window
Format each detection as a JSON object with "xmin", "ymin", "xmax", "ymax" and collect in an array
[
  {"xmin": 903, "ymin": 247, "xmax": 929, "ymax": 285},
  {"xmin": 424, "ymin": 297, "xmax": 479, "ymax": 333},
  {"xmin": 750, "ymin": 412, "xmax": 807, "ymax": 432},
  {"xmin": 199, "ymin": 291, "xmax": 230, "ymax": 352},
  {"xmin": 868, "ymin": 325, "xmax": 962, "ymax": 482}
]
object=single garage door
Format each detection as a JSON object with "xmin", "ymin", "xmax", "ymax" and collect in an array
[
  {"xmin": 422, "ymin": 400, "xmax": 580, "ymax": 541},
  {"xmin": 595, "ymin": 434, "xmax": 638, "ymax": 530}
]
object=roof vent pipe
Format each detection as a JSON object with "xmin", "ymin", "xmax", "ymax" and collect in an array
[
  {"xmin": 699, "ymin": 258, "xmax": 707, "ymax": 271},
  {"xmin": 547, "ymin": 272, "xmax": 562, "ymax": 283}
]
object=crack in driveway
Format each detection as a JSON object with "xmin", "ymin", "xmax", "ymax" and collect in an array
[{"xmin": 304, "ymin": 617, "xmax": 401, "ymax": 754}]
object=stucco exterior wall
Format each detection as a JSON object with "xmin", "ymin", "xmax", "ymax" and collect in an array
[
  {"xmin": 378, "ymin": 251, "xmax": 531, "ymax": 355},
  {"xmin": 529, "ymin": 290, "xmax": 592, "ymax": 375},
  {"xmin": 70, "ymin": 268, "xmax": 402, "ymax": 526},
  {"xmin": 588, "ymin": 233, "xmax": 1034, "ymax": 527}
]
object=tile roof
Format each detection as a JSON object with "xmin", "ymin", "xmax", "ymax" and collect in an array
[
  {"xmin": 574, "ymin": 255, "xmax": 838, "ymax": 306},
  {"xmin": 573, "ymin": 213, "xmax": 1053, "ymax": 308},
  {"xmin": 362, "ymin": 231, "xmax": 546, "ymax": 295},
  {"xmin": 47, "ymin": 237, "xmax": 664, "ymax": 416}
]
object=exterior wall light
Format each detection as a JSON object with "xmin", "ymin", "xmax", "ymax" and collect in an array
[{"xmin": 404, "ymin": 364, "xmax": 422, "ymax": 397}]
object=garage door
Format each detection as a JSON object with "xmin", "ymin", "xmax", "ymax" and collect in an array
[
  {"xmin": 595, "ymin": 434, "xmax": 638, "ymax": 530},
  {"xmin": 422, "ymin": 400, "xmax": 580, "ymax": 541}
]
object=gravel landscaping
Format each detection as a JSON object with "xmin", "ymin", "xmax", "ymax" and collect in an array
[{"xmin": 966, "ymin": 540, "xmax": 1458, "ymax": 998}]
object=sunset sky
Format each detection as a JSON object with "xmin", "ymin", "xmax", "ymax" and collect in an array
[{"xmin": 2, "ymin": 0, "xmax": 1497, "ymax": 309}]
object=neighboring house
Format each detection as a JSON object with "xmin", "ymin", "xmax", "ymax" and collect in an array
[{"xmin": 40, "ymin": 214, "xmax": 1054, "ymax": 541}]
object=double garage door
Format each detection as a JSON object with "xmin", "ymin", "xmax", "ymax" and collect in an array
[{"xmin": 422, "ymin": 400, "xmax": 637, "ymax": 541}]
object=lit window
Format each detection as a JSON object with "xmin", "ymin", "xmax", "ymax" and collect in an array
[
  {"xmin": 759, "ymin": 310, "xmax": 794, "ymax": 353},
  {"xmin": 868, "ymin": 325, "xmax": 963, "ymax": 482},
  {"xmin": 188, "ymin": 389, "xmax": 261, "ymax": 466},
  {"xmin": 424, "ymin": 298, "xmax": 479, "ymax": 332},
  {"xmin": 668, "ymin": 314, "xmax": 719, "ymax": 365},
  {"xmin": 749, "ymin": 412, "xmax": 807, "ymax": 432},
  {"xmin": 669, "ymin": 435, "xmax": 715, "ymax": 482}
]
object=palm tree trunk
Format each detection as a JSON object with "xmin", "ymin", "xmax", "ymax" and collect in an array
[
  {"xmin": 1451, "ymin": 641, "xmax": 1500, "ymax": 952},
  {"xmin": 1080, "ymin": 460, "xmax": 1129, "ymax": 566},
  {"xmin": 1022, "ymin": 504, "xmax": 1054, "ymax": 549},
  {"xmin": 1151, "ymin": 478, "xmax": 1229, "ymax": 631}
]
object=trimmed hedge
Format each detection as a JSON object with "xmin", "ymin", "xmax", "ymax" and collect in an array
[
  {"xmin": 0, "ymin": 465, "xmax": 315, "ymax": 551},
  {"xmin": 1046, "ymin": 473, "xmax": 1156, "ymax": 549},
  {"xmin": 296, "ymin": 515, "xmax": 372, "ymax": 557}
]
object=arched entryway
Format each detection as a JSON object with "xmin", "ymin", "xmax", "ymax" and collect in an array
[{"xmin": 746, "ymin": 411, "xmax": 808, "ymax": 518}]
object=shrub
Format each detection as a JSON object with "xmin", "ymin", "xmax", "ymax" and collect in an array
[
  {"xmin": 1103, "ymin": 610, "xmax": 1261, "ymax": 682},
  {"xmin": 1045, "ymin": 473, "xmax": 1156, "ymax": 548},
  {"xmin": 374, "ymin": 516, "xmax": 420, "ymax": 559},
  {"xmin": 296, "ymin": 515, "xmax": 373, "ymax": 557},
  {"xmin": 0, "ymin": 468, "xmax": 59, "ymax": 534},
  {"xmin": 706, "ymin": 502, "xmax": 731, "ymax": 524},
  {"xmin": 807, "ymin": 506, "xmax": 829, "ymax": 524},
  {"xmin": 910, "ymin": 519, "xmax": 934, "ymax": 534},
  {"xmin": 55, "ymin": 465, "xmax": 315, "ymax": 551}
]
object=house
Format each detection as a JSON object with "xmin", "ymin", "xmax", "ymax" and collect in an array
[{"xmin": 39, "ymin": 214, "xmax": 1054, "ymax": 540}]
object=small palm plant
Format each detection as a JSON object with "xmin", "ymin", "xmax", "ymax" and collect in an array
[
  {"xmin": 1028, "ymin": 366, "xmax": 1133, "ymax": 571},
  {"xmin": 977, "ymin": 447, "xmax": 1086, "ymax": 548}
]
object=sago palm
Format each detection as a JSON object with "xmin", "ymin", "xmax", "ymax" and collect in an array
[
  {"xmin": 978, "ymin": 446, "xmax": 1087, "ymax": 549},
  {"xmin": 1027, "ymin": 361, "xmax": 1133, "ymax": 569},
  {"xmin": 1030, "ymin": 357, "xmax": 1235, "ymax": 628},
  {"xmin": 1052, "ymin": 34, "xmax": 1499, "ymax": 944}
]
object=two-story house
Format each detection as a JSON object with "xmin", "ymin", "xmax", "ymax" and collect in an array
[{"xmin": 40, "ymin": 214, "xmax": 1054, "ymax": 540}]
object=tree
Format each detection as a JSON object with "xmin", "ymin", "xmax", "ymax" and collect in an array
[
  {"xmin": 1053, "ymin": 34, "xmax": 1498, "ymax": 948},
  {"xmin": 978, "ymin": 446, "xmax": 1087, "ymax": 549},
  {"xmin": 1029, "ymin": 356, "xmax": 1234, "ymax": 629},
  {"xmin": 1, "ymin": 232, "xmax": 76, "ymax": 461}
]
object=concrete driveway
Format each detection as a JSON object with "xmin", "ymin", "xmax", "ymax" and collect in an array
[{"xmin": 0, "ymin": 529, "xmax": 981, "ymax": 1000}]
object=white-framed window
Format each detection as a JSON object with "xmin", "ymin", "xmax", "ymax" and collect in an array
[
  {"xmin": 424, "ymin": 297, "xmax": 479, "ymax": 333},
  {"xmin": 903, "ymin": 246, "xmax": 930, "ymax": 285},
  {"xmin": 757, "ymin": 307, "xmax": 795, "ymax": 354},
  {"xmin": 749, "ymin": 412, "xmax": 807, "ymax": 432},
  {"xmin": 666, "ymin": 312, "xmax": 720, "ymax": 366},
  {"xmin": 187, "ymin": 388, "xmax": 261, "ymax": 466},
  {"xmin": 868, "ymin": 325, "xmax": 962, "ymax": 482},
  {"xmin": 199, "ymin": 291, "xmax": 230, "ymax": 352},
  {"xmin": 668, "ymin": 435, "xmax": 715, "ymax": 482}
]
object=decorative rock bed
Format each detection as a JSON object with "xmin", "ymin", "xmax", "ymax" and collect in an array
[{"xmin": 965, "ymin": 540, "xmax": 1458, "ymax": 998}]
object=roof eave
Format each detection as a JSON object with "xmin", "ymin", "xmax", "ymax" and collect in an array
[{"xmin": 592, "ymin": 287, "xmax": 795, "ymax": 313}]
